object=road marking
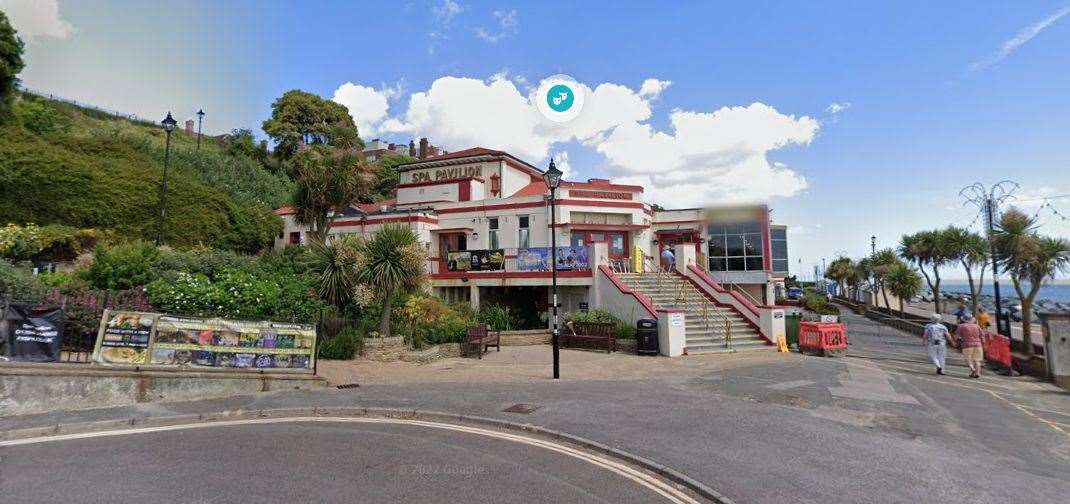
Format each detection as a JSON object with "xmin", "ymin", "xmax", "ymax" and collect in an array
[
  {"xmin": 0, "ymin": 417, "xmax": 706, "ymax": 504},
  {"xmin": 766, "ymin": 379, "xmax": 815, "ymax": 391},
  {"xmin": 981, "ymin": 390, "xmax": 1070, "ymax": 438}
]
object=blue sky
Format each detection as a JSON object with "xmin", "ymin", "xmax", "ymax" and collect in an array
[{"xmin": 5, "ymin": 0, "xmax": 1070, "ymax": 278}]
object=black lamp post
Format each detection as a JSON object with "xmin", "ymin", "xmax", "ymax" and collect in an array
[
  {"xmin": 156, "ymin": 111, "xmax": 177, "ymax": 246},
  {"xmin": 196, "ymin": 109, "xmax": 205, "ymax": 152},
  {"xmin": 543, "ymin": 158, "xmax": 563, "ymax": 379}
]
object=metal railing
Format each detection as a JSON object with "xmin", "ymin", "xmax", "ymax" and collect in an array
[{"xmin": 726, "ymin": 282, "xmax": 762, "ymax": 307}]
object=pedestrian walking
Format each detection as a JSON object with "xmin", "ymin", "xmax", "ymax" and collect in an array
[
  {"xmin": 952, "ymin": 315, "xmax": 986, "ymax": 378},
  {"xmin": 923, "ymin": 313, "xmax": 949, "ymax": 375},
  {"xmin": 953, "ymin": 304, "xmax": 969, "ymax": 324},
  {"xmin": 976, "ymin": 307, "xmax": 992, "ymax": 333},
  {"xmin": 661, "ymin": 247, "xmax": 675, "ymax": 271}
]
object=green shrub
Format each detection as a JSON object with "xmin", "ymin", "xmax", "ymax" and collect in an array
[
  {"xmin": 477, "ymin": 303, "xmax": 515, "ymax": 331},
  {"xmin": 0, "ymin": 261, "xmax": 47, "ymax": 302},
  {"xmin": 615, "ymin": 322, "xmax": 636, "ymax": 340},
  {"xmin": 144, "ymin": 268, "xmax": 326, "ymax": 322},
  {"xmin": 318, "ymin": 328, "xmax": 362, "ymax": 360},
  {"xmin": 15, "ymin": 99, "xmax": 71, "ymax": 135},
  {"xmin": 399, "ymin": 295, "xmax": 474, "ymax": 348},
  {"xmin": 802, "ymin": 292, "xmax": 839, "ymax": 315},
  {"xmin": 0, "ymin": 223, "xmax": 108, "ymax": 261},
  {"xmin": 563, "ymin": 309, "xmax": 621, "ymax": 325},
  {"xmin": 151, "ymin": 247, "xmax": 259, "ymax": 280},
  {"xmin": 35, "ymin": 270, "xmax": 87, "ymax": 288},
  {"xmin": 86, "ymin": 241, "xmax": 158, "ymax": 290}
]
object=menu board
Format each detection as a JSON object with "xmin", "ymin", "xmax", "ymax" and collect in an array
[
  {"xmin": 93, "ymin": 310, "xmax": 157, "ymax": 364},
  {"xmin": 92, "ymin": 310, "xmax": 316, "ymax": 372}
]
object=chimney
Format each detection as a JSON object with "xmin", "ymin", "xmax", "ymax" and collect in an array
[
  {"xmin": 184, "ymin": 119, "xmax": 195, "ymax": 134},
  {"xmin": 419, "ymin": 138, "xmax": 429, "ymax": 159},
  {"xmin": 388, "ymin": 143, "xmax": 395, "ymax": 150},
  {"xmin": 408, "ymin": 140, "xmax": 416, "ymax": 157}
]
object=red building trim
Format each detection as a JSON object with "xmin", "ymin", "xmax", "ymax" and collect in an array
[
  {"xmin": 430, "ymin": 227, "xmax": 473, "ymax": 233},
  {"xmin": 430, "ymin": 270, "xmax": 592, "ymax": 280},
  {"xmin": 598, "ymin": 266, "xmax": 657, "ymax": 317},
  {"xmin": 548, "ymin": 223, "xmax": 650, "ymax": 231},
  {"xmin": 434, "ymin": 198, "xmax": 648, "ymax": 215},
  {"xmin": 654, "ymin": 219, "xmax": 704, "ymax": 225}
]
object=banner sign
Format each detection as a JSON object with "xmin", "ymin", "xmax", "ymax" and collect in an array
[
  {"xmin": 446, "ymin": 250, "xmax": 505, "ymax": 271},
  {"xmin": 516, "ymin": 247, "xmax": 590, "ymax": 272},
  {"xmin": 470, "ymin": 249, "xmax": 505, "ymax": 271},
  {"xmin": 3, "ymin": 304, "xmax": 64, "ymax": 362},
  {"xmin": 93, "ymin": 310, "xmax": 316, "ymax": 372},
  {"xmin": 95, "ymin": 311, "xmax": 155, "ymax": 364}
]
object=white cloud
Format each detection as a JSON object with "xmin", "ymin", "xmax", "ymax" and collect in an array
[
  {"xmin": 638, "ymin": 79, "xmax": 672, "ymax": 98},
  {"xmin": 826, "ymin": 102, "xmax": 851, "ymax": 115},
  {"xmin": 0, "ymin": 0, "xmax": 73, "ymax": 41},
  {"xmin": 476, "ymin": 9, "xmax": 518, "ymax": 43},
  {"xmin": 331, "ymin": 82, "xmax": 398, "ymax": 137},
  {"xmin": 971, "ymin": 4, "xmax": 1070, "ymax": 70},
  {"xmin": 343, "ymin": 74, "xmax": 818, "ymax": 207},
  {"xmin": 433, "ymin": 0, "xmax": 462, "ymax": 25},
  {"xmin": 551, "ymin": 150, "xmax": 572, "ymax": 180}
]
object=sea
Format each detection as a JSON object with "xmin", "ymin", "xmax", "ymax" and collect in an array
[{"xmin": 940, "ymin": 282, "xmax": 1070, "ymax": 303}]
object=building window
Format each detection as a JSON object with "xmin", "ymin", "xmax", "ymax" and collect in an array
[
  {"xmin": 289, "ymin": 232, "xmax": 301, "ymax": 245},
  {"xmin": 707, "ymin": 221, "xmax": 763, "ymax": 272},
  {"xmin": 488, "ymin": 217, "xmax": 500, "ymax": 249},
  {"xmin": 518, "ymin": 216, "xmax": 530, "ymax": 249},
  {"xmin": 771, "ymin": 228, "xmax": 788, "ymax": 273}
]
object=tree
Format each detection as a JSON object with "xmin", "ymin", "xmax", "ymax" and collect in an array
[
  {"xmin": 996, "ymin": 208, "xmax": 1070, "ymax": 356},
  {"xmin": 870, "ymin": 248, "xmax": 899, "ymax": 310},
  {"xmin": 368, "ymin": 154, "xmax": 416, "ymax": 201},
  {"xmin": 354, "ymin": 225, "xmax": 427, "ymax": 337},
  {"xmin": 0, "ymin": 10, "xmax": 26, "ymax": 122},
  {"xmin": 261, "ymin": 90, "xmax": 361, "ymax": 160},
  {"xmin": 291, "ymin": 145, "xmax": 369, "ymax": 242},
  {"xmin": 899, "ymin": 230, "xmax": 954, "ymax": 314},
  {"xmin": 944, "ymin": 226, "xmax": 988, "ymax": 313},
  {"xmin": 886, "ymin": 261, "xmax": 923, "ymax": 317},
  {"xmin": 224, "ymin": 128, "xmax": 268, "ymax": 164},
  {"xmin": 825, "ymin": 256, "xmax": 855, "ymax": 297},
  {"xmin": 306, "ymin": 236, "xmax": 362, "ymax": 309}
]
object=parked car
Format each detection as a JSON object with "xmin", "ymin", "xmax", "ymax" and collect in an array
[{"xmin": 786, "ymin": 287, "xmax": 804, "ymax": 300}]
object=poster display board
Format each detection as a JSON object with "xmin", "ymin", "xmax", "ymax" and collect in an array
[
  {"xmin": 446, "ymin": 250, "xmax": 505, "ymax": 271},
  {"xmin": 2, "ymin": 304, "xmax": 64, "ymax": 362},
  {"xmin": 516, "ymin": 247, "xmax": 590, "ymax": 271},
  {"xmin": 93, "ymin": 310, "xmax": 316, "ymax": 372}
]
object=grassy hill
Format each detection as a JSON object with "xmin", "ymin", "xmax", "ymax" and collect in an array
[{"xmin": 0, "ymin": 92, "xmax": 293, "ymax": 253}]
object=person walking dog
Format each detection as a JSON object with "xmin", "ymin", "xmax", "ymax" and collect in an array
[
  {"xmin": 952, "ymin": 314, "xmax": 986, "ymax": 378},
  {"xmin": 923, "ymin": 313, "xmax": 949, "ymax": 375}
]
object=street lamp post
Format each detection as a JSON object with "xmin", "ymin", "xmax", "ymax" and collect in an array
[
  {"xmin": 543, "ymin": 159, "xmax": 563, "ymax": 379},
  {"xmin": 196, "ymin": 109, "xmax": 205, "ymax": 152},
  {"xmin": 156, "ymin": 112, "xmax": 178, "ymax": 246}
]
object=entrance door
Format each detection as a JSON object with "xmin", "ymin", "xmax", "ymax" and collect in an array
[
  {"xmin": 438, "ymin": 233, "xmax": 467, "ymax": 271},
  {"xmin": 570, "ymin": 231, "xmax": 629, "ymax": 260}
]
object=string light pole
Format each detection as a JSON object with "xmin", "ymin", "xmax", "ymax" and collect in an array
[
  {"xmin": 156, "ymin": 112, "xmax": 178, "ymax": 246},
  {"xmin": 195, "ymin": 109, "xmax": 205, "ymax": 152},
  {"xmin": 543, "ymin": 158, "xmax": 564, "ymax": 379},
  {"xmin": 960, "ymin": 180, "xmax": 1019, "ymax": 337}
]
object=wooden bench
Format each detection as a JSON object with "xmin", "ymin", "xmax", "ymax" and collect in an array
[
  {"xmin": 562, "ymin": 321, "xmax": 616, "ymax": 353},
  {"xmin": 463, "ymin": 323, "xmax": 501, "ymax": 359}
]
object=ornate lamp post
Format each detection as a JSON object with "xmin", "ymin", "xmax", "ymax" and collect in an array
[
  {"xmin": 196, "ymin": 109, "xmax": 205, "ymax": 152},
  {"xmin": 543, "ymin": 158, "xmax": 563, "ymax": 379},
  {"xmin": 156, "ymin": 112, "xmax": 178, "ymax": 246}
]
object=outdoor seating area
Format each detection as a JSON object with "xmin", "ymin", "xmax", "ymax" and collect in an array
[
  {"xmin": 463, "ymin": 323, "xmax": 501, "ymax": 358},
  {"xmin": 562, "ymin": 321, "xmax": 617, "ymax": 353}
]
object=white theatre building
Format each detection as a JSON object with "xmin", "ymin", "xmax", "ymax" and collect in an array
[{"xmin": 275, "ymin": 147, "xmax": 792, "ymax": 352}]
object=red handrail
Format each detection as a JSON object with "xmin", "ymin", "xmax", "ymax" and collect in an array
[{"xmin": 598, "ymin": 265, "xmax": 657, "ymax": 317}]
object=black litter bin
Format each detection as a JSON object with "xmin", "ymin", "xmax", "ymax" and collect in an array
[{"xmin": 636, "ymin": 319, "xmax": 659, "ymax": 355}]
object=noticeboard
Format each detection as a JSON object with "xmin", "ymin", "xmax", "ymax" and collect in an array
[
  {"xmin": 3, "ymin": 304, "xmax": 64, "ymax": 362},
  {"xmin": 93, "ymin": 310, "xmax": 317, "ymax": 372}
]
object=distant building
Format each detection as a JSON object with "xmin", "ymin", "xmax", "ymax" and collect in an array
[{"xmin": 362, "ymin": 137, "xmax": 447, "ymax": 163}]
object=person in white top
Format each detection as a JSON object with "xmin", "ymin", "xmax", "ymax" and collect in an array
[{"xmin": 923, "ymin": 313, "xmax": 950, "ymax": 375}]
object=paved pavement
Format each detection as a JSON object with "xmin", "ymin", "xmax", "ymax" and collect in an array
[
  {"xmin": 2, "ymin": 309, "xmax": 1068, "ymax": 504},
  {"xmin": 1, "ymin": 420, "xmax": 692, "ymax": 504}
]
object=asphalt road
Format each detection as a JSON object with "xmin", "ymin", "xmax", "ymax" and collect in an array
[
  {"xmin": 0, "ymin": 420, "xmax": 697, "ymax": 504},
  {"xmin": 3, "ymin": 309, "xmax": 1068, "ymax": 504}
]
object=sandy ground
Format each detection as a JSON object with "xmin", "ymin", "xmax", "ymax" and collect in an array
[{"xmin": 318, "ymin": 345, "xmax": 787, "ymax": 385}]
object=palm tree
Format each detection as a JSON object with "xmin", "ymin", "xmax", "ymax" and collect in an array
[
  {"xmin": 899, "ymin": 230, "xmax": 953, "ymax": 314},
  {"xmin": 996, "ymin": 208, "xmax": 1070, "ymax": 356},
  {"xmin": 291, "ymin": 145, "xmax": 369, "ymax": 242},
  {"xmin": 870, "ymin": 249, "xmax": 900, "ymax": 311},
  {"xmin": 306, "ymin": 236, "xmax": 362, "ymax": 309},
  {"xmin": 354, "ymin": 225, "xmax": 427, "ymax": 337},
  {"xmin": 886, "ymin": 261, "xmax": 923, "ymax": 317},
  {"xmin": 825, "ymin": 257, "xmax": 854, "ymax": 297},
  {"xmin": 943, "ymin": 226, "xmax": 988, "ymax": 313}
]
